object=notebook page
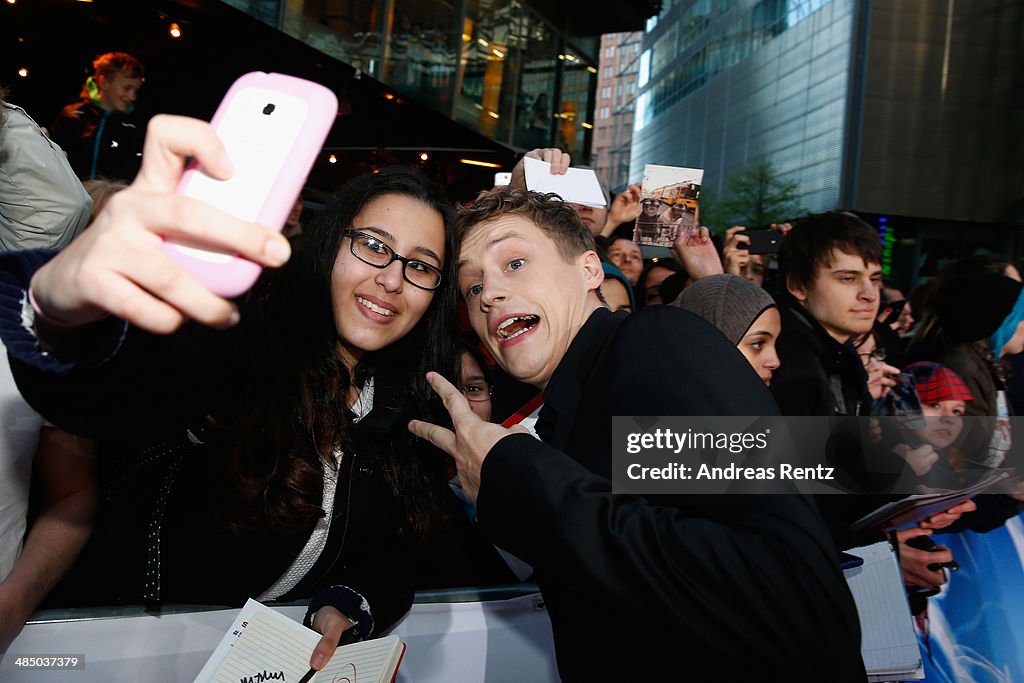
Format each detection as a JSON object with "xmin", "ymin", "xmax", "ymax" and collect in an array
[
  {"xmin": 845, "ymin": 541, "xmax": 921, "ymax": 677},
  {"xmin": 193, "ymin": 599, "xmax": 267, "ymax": 683},
  {"xmin": 318, "ymin": 635, "xmax": 402, "ymax": 683},
  {"xmin": 209, "ymin": 611, "xmax": 319, "ymax": 683}
]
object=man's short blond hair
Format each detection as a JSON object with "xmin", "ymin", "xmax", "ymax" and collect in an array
[{"xmin": 458, "ymin": 187, "xmax": 596, "ymax": 264}]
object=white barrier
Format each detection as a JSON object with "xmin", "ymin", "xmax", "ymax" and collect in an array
[{"xmin": 2, "ymin": 589, "xmax": 561, "ymax": 682}]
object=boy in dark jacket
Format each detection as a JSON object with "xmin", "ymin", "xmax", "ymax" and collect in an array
[{"xmin": 51, "ymin": 51, "xmax": 145, "ymax": 182}]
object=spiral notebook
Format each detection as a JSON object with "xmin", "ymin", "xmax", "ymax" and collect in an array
[{"xmin": 193, "ymin": 599, "xmax": 405, "ymax": 683}]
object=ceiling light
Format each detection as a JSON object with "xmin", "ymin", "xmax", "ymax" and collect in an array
[{"xmin": 460, "ymin": 159, "xmax": 501, "ymax": 168}]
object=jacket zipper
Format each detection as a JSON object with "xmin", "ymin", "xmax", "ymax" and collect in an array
[
  {"xmin": 90, "ymin": 110, "xmax": 110, "ymax": 180},
  {"xmin": 305, "ymin": 451, "xmax": 356, "ymax": 588}
]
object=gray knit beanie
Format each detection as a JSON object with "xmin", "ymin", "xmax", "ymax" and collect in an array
[{"xmin": 672, "ymin": 274, "xmax": 777, "ymax": 345}]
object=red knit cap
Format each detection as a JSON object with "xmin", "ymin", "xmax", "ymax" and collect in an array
[{"xmin": 904, "ymin": 361, "xmax": 974, "ymax": 404}]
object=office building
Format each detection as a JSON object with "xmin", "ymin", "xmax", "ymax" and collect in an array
[
  {"xmin": 591, "ymin": 31, "xmax": 642, "ymax": 191},
  {"xmin": 631, "ymin": 0, "xmax": 1024, "ymax": 283}
]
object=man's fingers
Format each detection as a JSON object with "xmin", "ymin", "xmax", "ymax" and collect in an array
[
  {"xmin": 424, "ymin": 371, "xmax": 479, "ymax": 421},
  {"xmin": 408, "ymin": 419, "xmax": 457, "ymax": 456}
]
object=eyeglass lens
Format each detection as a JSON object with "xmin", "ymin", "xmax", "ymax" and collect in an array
[{"xmin": 347, "ymin": 230, "xmax": 441, "ymax": 290}]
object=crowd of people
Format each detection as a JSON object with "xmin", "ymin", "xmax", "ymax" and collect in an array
[{"xmin": 1, "ymin": 49, "xmax": 1022, "ymax": 681}]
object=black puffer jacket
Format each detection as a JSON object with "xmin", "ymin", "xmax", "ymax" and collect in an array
[
  {"xmin": 50, "ymin": 99, "xmax": 144, "ymax": 182},
  {"xmin": 771, "ymin": 293, "xmax": 872, "ymax": 417}
]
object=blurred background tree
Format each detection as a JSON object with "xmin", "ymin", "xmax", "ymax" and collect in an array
[{"xmin": 701, "ymin": 160, "xmax": 804, "ymax": 233}]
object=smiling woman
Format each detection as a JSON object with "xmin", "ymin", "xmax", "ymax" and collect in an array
[{"xmin": 0, "ymin": 122, "xmax": 464, "ymax": 672}]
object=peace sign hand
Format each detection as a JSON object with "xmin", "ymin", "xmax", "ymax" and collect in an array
[{"xmin": 408, "ymin": 372, "xmax": 529, "ymax": 501}]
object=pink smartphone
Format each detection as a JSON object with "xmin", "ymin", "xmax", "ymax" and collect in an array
[{"xmin": 164, "ymin": 71, "xmax": 338, "ymax": 297}]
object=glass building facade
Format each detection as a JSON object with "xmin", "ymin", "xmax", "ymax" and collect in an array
[
  {"xmin": 221, "ymin": 0, "xmax": 600, "ymax": 157},
  {"xmin": 630, "ymin": 0, "xmax": 1024, "ymax": 286},
  {"xmin": 631, "ymin": 0, "xmax": 853, "ymax": 214}
]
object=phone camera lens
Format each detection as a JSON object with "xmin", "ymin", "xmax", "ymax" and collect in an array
[{"xmin": 262, "ymin": 103, "xmax": 276, "ymax": 115}]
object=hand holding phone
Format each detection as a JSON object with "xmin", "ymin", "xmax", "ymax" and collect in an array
[
  {"xmin": 165, "ymin": 72, "xmax": 338, "ymax": 297},
  {"xmin": 28, "ymin": 115, "xmax": 293, "ymax": 334},
  {"xmin": 889, "ymin": 373, "xmax": 925, "ymax": 431},
  {"xmin": 905, "ymin": 534, "xmax": 959, "ymax": 573},
  {"xmin": 737, "ymin": 228, "xmax": 783, "ymax": 255}
]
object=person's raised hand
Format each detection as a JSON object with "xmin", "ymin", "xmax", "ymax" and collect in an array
[
  {"xmin": 29, "ymin": 115, "xmax": 292, "ymax": 335},
  {"xmin": 308, "ymin": 606, "xmax": 356, "ymax": 671},
  {"xmin": 893, "ymin": 443, "xmax": 940, "ymax": 477},
  {"xmin": 866, "ymin": 417, "xmax": 883, "ymax": 445},
  {"xmin": 721, "ymin": 226, "xmax": 751, "ymax": 276},
  {"xmin": 510, "ymin": 148, "xmax": 571, "ymax": 190},
  {"xmin": 602, "ymin": 182, "xmax": 642, "ymax": 236},
  {"xmin": 408, "ymin": 372, "xmax": 527, "ymax": 501},
  {"xmin": 867, "ymin": 361, "xmax": 900, "ymax": 400},
  {"xmin": 672, "ymin": 225, "xmax": 723, "ymax": 281}
]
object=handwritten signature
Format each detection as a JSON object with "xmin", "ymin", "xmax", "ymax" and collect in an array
[{"xmin": 239, "ymin": 670, "xmax": 285, "ymax": 683}]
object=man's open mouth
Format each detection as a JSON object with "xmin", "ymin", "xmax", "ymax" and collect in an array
[{"xmin": 497, "ymin": 315, "xmax": 540, "ymax": 341}]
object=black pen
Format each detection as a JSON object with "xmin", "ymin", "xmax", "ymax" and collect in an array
[
  {"xmin": 298, "ymin": 668, "xmax": 317, "ymax": 683},
  {"xmin": 929, "ymin": 560, "xmax": 960, "ymax": 573}
]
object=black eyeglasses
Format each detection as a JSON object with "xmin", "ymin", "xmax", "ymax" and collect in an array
[
  {"xmin": 858, "ymin": 347, "xmax": 887, "ymax": 365},
  {"xmin": 344, "ymin": 229, "xmax": 443, "ymax": 291},
  {"xmin": 459, "ymin": 382, "xmax": 493, "ymax": 402}
]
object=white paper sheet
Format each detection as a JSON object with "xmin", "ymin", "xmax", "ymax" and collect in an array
[{"xmin": 522, "ymin": 157, "xmax": 606, "ymax": 206}]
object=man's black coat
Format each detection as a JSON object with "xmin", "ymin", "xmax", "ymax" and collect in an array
[{"xmin": 476, "ymin": 306, "xmax": 866, "ymax": 681}]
